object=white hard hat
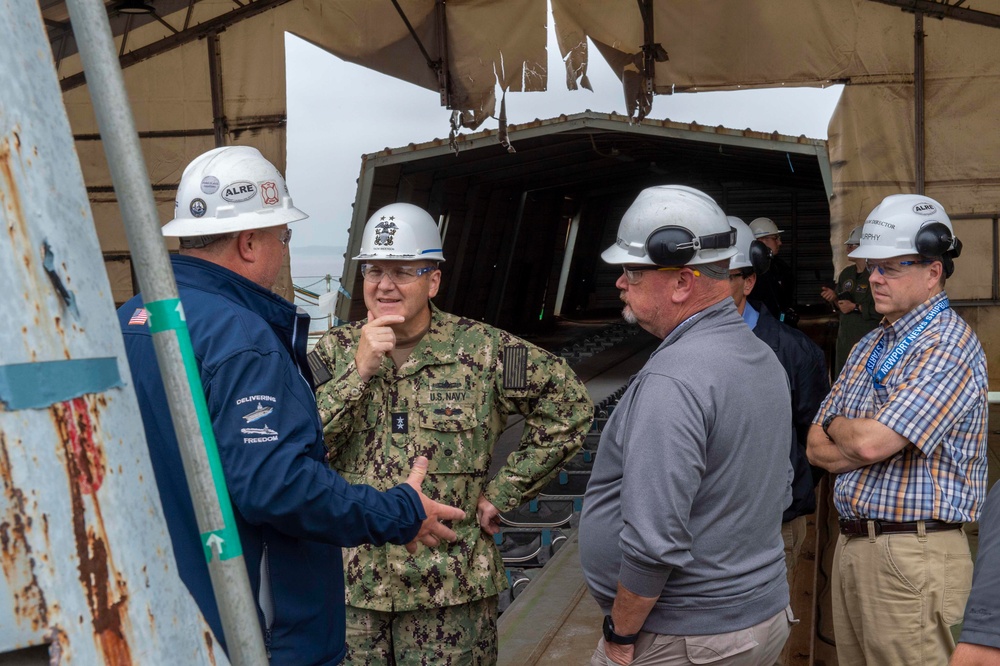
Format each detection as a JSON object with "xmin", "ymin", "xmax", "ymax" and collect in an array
[
  {"xmin": 844, "ymin": 226, "xmax": 863, "ymax": 246},
  {"xmin": 353, "ymin": 203, "xmax": 445, "ymax": 262},
  {"xmin": 162, "ymin": 146, "xmax": 307, "ymax": 237},
  {"xmin": 729, "ymin": 216, "xmax": 772, "ymax": 273},
  {"xmin": 848, "ymin": 194, "xmax": 960, "ymax": 261},
  {"xmin": 749, "ymin": 217, "xmax": 784, "ymax": 238},
  {"xmin": 601, "ymin": 185, "xmax": 737, "ymax": 267}
]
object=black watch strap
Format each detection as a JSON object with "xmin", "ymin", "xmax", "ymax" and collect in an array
[
  {"xmin": 603, "ymin": 615, "xmax": 639, "ymax": 645},
  {"xmin": 822, "ymin": 413, "xmax": 838, "ymax": 438}
]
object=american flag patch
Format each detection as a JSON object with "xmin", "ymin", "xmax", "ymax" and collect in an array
[
  {"xmin": 503, "ymin": 345, "xmax": 528, "ymax": 389},
  {"xmin": 128, "ymin": 308, "xmax": 149, "ymax": 326}
]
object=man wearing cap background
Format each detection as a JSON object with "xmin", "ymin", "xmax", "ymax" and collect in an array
[
  {"xmin": 807, "ymin": 194, "xmax": 988, "ymax": 665},
  {"xmin": 118, "ymin": 147, "xmax": 465, "ymax": 665},
  {"xmin": 727, "ymin": 217, "xmax": 829, "ymax": 659},
  {"xmin": 748, "ymin": 217, "xmax": 798, "ymax": 324},
  {"xmin": 312, "ymin": 202, "xmax": 592, "ymax": 665},
  {"xmin": 580, "ymin": 185, "xmax": 795, "ymax": 666},
  {"xmin": 820, "ymin": 226, "xmax": 880, "ymax": 379}
]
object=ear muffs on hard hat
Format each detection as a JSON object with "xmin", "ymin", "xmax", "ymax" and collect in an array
[
  {"xmin": 749, "ymin": 240, "xmax": 772, "ymax": 275},
  {"xmin": 914, "ymin": 222, "xmax": 961, "ymax": 259},
  {"xmin": 646, "ymin": 226, "xmax": 737, "ymax": 268}
]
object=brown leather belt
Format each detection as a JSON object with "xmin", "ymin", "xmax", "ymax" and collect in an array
[{"xmin": 839, "ymin": 518, "xmax": 964, "ymax": 538}]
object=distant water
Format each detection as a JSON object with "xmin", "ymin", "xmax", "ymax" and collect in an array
[{"xmin": 291, "ymin": 245, "xmax": 346, "ymax": 283}]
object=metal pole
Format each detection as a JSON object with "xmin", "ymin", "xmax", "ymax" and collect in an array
[
  {"xmin": 914, "ymin": 11, "xmax": 926, "ymax": 194},
  {"xmin": 491, "ymin": 190, "xmax": 528, "ymax": 324},
  {"xmin": 62, "ymin": 0, "xmax": 267, "ymax": 663},
  {"xmin": 554, "ymin": 209, "xmax": 582, "ymax": 317},
  {"xmin": 208, "ymin": 31, "xmax": 228, "ymax": 147}
]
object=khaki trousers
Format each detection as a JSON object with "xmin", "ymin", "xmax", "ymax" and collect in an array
[
  {"xmin": 781, "ymin": 515, "xmax": 808, "ymax": 590},
  {"xmin": 831, "ymin": 527, "xmax": 973, "ymax": 666},
  {"xmin": 591, "ymin": 606, "xmax": 794, "ymax": 666},
  {"xmin": 778, "ymin": 516, "xmax": 808, "ymax": 666}
]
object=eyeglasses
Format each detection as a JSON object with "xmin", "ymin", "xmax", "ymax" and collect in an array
[
  {"xmin": 267, "ymin": 227, "xmax": 292, "ymax": 248},
  {"xmin": 728, "ymin": 271, "xmax": 751, "ymax": 281},
  {"xmin": 866, "ymin": 258, "xmax": 932, "ymax": 278},
  {"xmin": 621, "ymin": 265, "xmax": 701, "ymax": 285},
  {"xmin": 360, "ymin": 264, "xmax": 437, "ymax": 284}
]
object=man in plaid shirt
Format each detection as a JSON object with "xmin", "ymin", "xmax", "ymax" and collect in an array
[{"xmin": 808, "ymin": 194, "xmax": 988, "ymax": 666}]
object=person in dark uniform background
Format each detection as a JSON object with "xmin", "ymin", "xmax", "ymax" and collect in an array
[
  {"xmin": 748, "ymin": 217, "xmax": 797, "ymax": 325},
  {"xmin": 820, "ymin": 225, "xmax": 880, "ymax": 379},
  {"xmin": 728, "ymin": 217, "xmax": 829, "ymax": 662}
]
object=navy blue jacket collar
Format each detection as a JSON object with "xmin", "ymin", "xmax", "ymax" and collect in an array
[{"xmin": 170, "ymin": 254, "xmax": 312, "ymax": 382}]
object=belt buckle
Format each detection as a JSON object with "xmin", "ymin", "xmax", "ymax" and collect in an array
[{"xmin": 870, "ymin": 520, "xmax": 883, "ymax": 537}]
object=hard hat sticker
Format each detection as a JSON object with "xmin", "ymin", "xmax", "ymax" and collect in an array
[
  {"xmin": 221, "ymin": 181, "xmax": 258, "ymax": 203},
  {"xmin": 913, "ymin": 202, "xmax": 937, "ymax": 215},
  {"xmin": 260, "ymin": 180, "xmax": 280, "ymax": 206},
  {"xmin": 200, "ymin": 175, "xmax": 220, "ymax": 194},
  {"xmin": 190, "ymin": 198, "xmax": 207, "ymax": 217},
  {"xmin": 373, "ymin": 217, "xmax": 398, "ymax": 247}
]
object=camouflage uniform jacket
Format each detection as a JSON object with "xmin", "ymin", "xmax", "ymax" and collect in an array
[{"xmin": 313, "ymin": 303, "xmax": 592, "ymax": 612}]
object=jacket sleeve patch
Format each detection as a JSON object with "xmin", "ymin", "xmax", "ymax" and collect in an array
[
  {"xmin": 503, "ymin": 345, "xmax": 528, "ymax": 390},
  {"xmin": 235, "ymin": 394, "xmax": 280, "ymax": 443}
]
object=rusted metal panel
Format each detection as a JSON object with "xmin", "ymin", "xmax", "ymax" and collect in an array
[{"xmin": 0, "ymin": 1, "xmax": 228, "ymax": 663}]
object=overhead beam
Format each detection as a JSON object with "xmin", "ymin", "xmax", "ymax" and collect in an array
[
  {"xmin": 869, "ymin": 0, "xmax": 1000, "ymax": 29},
  {"xmin": 60, "ymin": 0, "xmax": 293, "ymax": 91}
]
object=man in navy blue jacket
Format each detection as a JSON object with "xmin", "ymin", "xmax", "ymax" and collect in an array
[
  {"xmin": 118, "ymin": 146, "xmax": 464, "ymax": 665},
  {"xmin": 728, "ymin": 217, "xmax": 828, "ymax": 634}
]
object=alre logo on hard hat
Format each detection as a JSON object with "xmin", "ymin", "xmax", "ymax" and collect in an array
[
  {"xmin": 913, "ymin": 202, "xmax": 937, "ymax": 215},
  {"xmin": 222, "ymin": 181, "xmax": 257, "ymax": 203},
  {"xmin": 162, "ymin": 145, "xmax": 308, "ymax": 238},
  {"xmin": 373, "ymin": 217, "xmax": 399, "ymax": 247}
]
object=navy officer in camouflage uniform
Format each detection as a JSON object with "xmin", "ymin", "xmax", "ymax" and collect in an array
[{"xmin": 313, "ymin": 202, "xmax": 593, "ymax": 665}]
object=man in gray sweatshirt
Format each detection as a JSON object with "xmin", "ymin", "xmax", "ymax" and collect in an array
[{"xmin": 580, "ymin": 185, "xmax": 795, "ymax": 666}]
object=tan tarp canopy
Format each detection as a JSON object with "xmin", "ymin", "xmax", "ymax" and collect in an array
[
  {"xmin": 56, "ymin": 0, "xmax": 1000, "ymax": 326},
  {"xmin": 54, "ymin": 0, "xmax": 547, "ymax": 303},
  {"xmin": 552, "ymin": 0, "xmax": 1000, "ymax": 305}
]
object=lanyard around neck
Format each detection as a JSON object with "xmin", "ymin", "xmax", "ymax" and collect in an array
[{"xmin": 865, "ymin": 297, "xmax": 949, "ymax": 388}]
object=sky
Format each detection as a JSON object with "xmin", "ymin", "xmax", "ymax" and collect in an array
[{"xmin": 283, "ymin": 4, "xmax": 844, "ymax": 290}]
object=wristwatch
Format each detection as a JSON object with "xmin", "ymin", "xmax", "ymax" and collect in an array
[
  {"xmin": 603, "ymin": 615, "xmax": 639, "ymax": 645},
  {"xmin": 822, "ymin": 413, "xmax": 838, "ymax": 438}
]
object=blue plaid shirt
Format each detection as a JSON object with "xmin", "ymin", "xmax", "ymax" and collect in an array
[{"xmin": 815, "ymin": 292, "xmax": 989, "ymax": 523}]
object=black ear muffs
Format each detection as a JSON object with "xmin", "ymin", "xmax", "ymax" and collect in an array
[
  {"xmin": 749, "ymin": 240, "xmax": 772, "ymax": 275},
  {"xmin": 914, "ymin": 222, "xmax": 959, "ymax": 258},
  {"xmin": 645, "ymin": 225, "xmax": 738, "ymax": 267},
  {"xmin": 646, "ymin": 226, "xmax": 697, "ymax": 267}
]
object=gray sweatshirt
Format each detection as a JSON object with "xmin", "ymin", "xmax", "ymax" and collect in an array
[{"xmin": 580, "ymin": 299, "xmax": 793, "ymax": 636}]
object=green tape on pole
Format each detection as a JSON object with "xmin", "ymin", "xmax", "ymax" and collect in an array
[{"xmin": 146, "ymin": 298, "xmax": 243, "ymax": 562}]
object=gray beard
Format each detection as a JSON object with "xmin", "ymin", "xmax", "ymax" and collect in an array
[{"xmin": 622, "ymin": 306, "xmax": 637, "ymax": 325}]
